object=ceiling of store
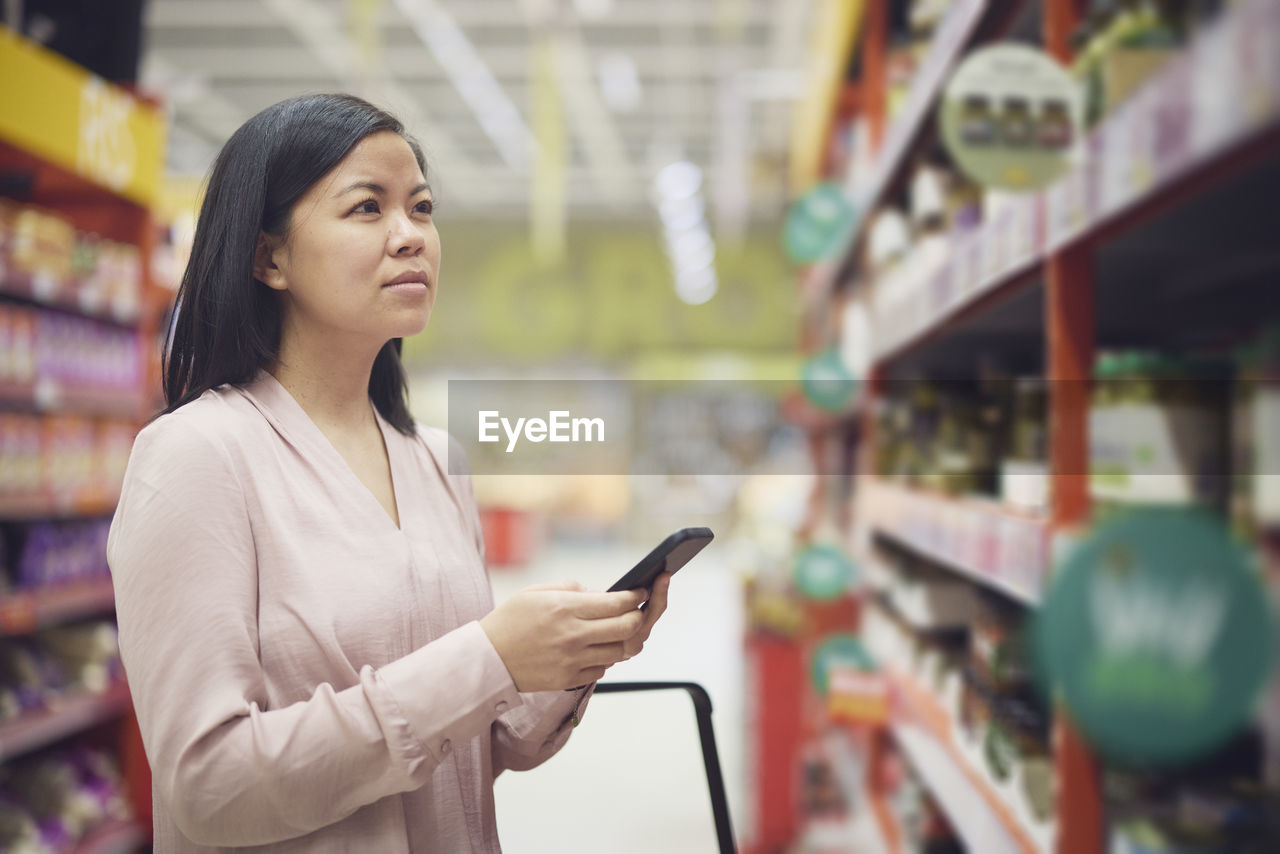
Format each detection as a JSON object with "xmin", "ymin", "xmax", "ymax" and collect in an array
[{"xmin": 141, "ymin": 0, "xmax": 814, "ymax": 223}]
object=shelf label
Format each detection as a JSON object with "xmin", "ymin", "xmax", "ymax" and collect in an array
[
  {"xmin": 0, "ymin": 27, "xmax": 164, "ymax": 207},
  {"xmin": 940, "ymin": 44, "xmax": 1083, "ymax": 192},
  {"xmin": 828, "ymin": 667, "xmax": 890, "ymax": 725}
]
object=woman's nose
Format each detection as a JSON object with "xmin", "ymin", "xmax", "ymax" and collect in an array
[{"xmin": 389, "ymin": 212, "xmax": 425, "ymax": 255}]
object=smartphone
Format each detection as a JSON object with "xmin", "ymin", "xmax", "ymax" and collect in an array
[{"xmin": 608, "ymin": 527, "xmax": 715, "ymax": 592}]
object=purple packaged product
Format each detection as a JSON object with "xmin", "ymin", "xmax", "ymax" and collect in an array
[
  {"xmin": 17, "ymin": 522, "xmax": 54, "ymax": 588},
  {"xmin": 37, "ymin": 815, "xmax": 72, "ymax": 851}
]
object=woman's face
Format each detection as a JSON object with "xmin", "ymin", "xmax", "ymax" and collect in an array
[{"xmin": 257, "ymin": 130, "xmax": 440, "ymax": 351}]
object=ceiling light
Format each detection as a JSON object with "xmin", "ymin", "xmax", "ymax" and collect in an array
[
  {"xmin": 654, "ymin": 161, "xmax": 703, "ymax": 201},
  {"xmin": 573, "ymin": 0, "xmax": 614, "ymax": 20},
  {"xmin": 675, "ymin": 266, "xmax": 718, "ymax": 305},
  {"xmin": 659, "ymin": 195, "xmax": 705, "ymax": 232},
  {"xmin": 597, "ymin": 52, "xmax": 642, "ymax": 113},
  {"xmin": 394, "ymin": 0, "xmax": 536, "ymax": 173}
]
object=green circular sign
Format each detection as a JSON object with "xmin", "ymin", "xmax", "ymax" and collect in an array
[
  {"xmin": 794, "ymin": 543, "xmax": 857, "ymax": 600},
  {"xmin": 810, "ymin": 634, "xmax": 876, "ymax": 696},
  {"xmin": 939, "ymin": 43, "xmax": 1081, "ymax": 191},
  {"xmin": 783, "ymin": 183, "xmax": 857, "ymax": 264},
  {"xmin": 1034, "ymin": 507, "xmax": 1274, "ymax": 766},
  {"xmin": 801, "ymin": 349, "xmax": 859, "ymax": 412}
]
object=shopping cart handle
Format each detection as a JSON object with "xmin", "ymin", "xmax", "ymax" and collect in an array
[{"xmin": 594, "ymin": 681, "xmax": 736, "ymax": 854}]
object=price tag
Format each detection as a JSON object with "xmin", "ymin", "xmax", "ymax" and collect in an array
[
  {"xmin": 78, "ymin": 287, "xmax": 104, "ymax": 316},
  {"xmin": 1127, "ymin": 87, "xmax": 1158, "ymax": 197},
  {"xmin": 1157, "ymin": 68, "xmax": 1192, "ymax": 181},
  {"xmin": 0, "ymin": 594, "xmax": 37, "ymax": 634},
  {"xmin": 928, "ymin": 267, "xmax": 952, "ymax": 317},
  {"xmin": 1190, "ymin": 13, "xmax": 1239, "ymax": 156},
  {"xmin": 1098, "ymin": 107, "xmax": 1131, "ymax": 215},
  {"xmin": 32, "ymin": 273, "xmax": 58, "ymax": 303},
  {"xmin": 828, "ymin": 667, "xmax": 890, "ymax": 725},
  {"xmin": 33, "ymin": 377, "xmax": 61, "ymax": 411},
  {"xmin": 1237, "ymin": 0, "xmax": 1280, "ymax": 126}
]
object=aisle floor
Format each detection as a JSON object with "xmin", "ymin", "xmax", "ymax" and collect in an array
[{"xmin": 488, "ymin": 540, "xmax": 747, "ymax": 853}]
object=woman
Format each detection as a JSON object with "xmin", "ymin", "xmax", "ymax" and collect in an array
[{"xmin": 107, "ymin": 93, "xmax": 670, "ymax": 852}]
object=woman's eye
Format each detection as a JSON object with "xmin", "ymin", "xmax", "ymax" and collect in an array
[
  {"xmin": 415, "ymin": 199, "xmax": 434, "ymax": 215},
  {"xmin": 352, "ymin": 199, "xmax": 380, "ymax": 214}
]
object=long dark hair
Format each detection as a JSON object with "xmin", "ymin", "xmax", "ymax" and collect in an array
[{"xmin": 161, "ymin": 93, "xmax": 426, "ymax": 434}]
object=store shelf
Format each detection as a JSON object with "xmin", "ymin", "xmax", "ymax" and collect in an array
[
  {"xmin": 71, "ymin": 818, "xmax": 148, "ymax": 854},
  {"xmin": 803, "ymin": 0, "xmax": 991, "ymax": 308},
  {"xmin": 892, "ymin": 671, "xmax": 1054, "ymax": 854},
  {"xmin": 0, "ymin": 681, "xmax": 132, "ymax": 763},
  {"xmin": 0, "ymin": 380, "xmax": 145, "ymax": 419},
  {"xmin": 0, "ymin": 577, "xmax": 117, "ymax": 636},
  {"xmin": 0, "ymin": 491, "xmax": 119, "ymax": 521},
  {"xmin": 865, "ymin": 479, "xmax": 1048, "ymax": 606},
  {"xmin": 870, "ymin": 0, "xmax": 1280, "ymax": 365},
  {"xmin": 0, "ymin": 264, "xmax": 142, "ymax": 326}
]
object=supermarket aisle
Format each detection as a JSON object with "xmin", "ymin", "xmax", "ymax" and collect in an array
[{"xmin": 488, "ymin": 539, "xmax": 746, "ymax": 854}]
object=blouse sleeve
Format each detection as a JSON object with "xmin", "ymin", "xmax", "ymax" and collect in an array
[
  {"xmin": 108, "ymin": 414, "xmax": 525, "ymax": 847},
  {"xmin": 435, "ymin": 433, "xmax": 598, "ymax": 776}
]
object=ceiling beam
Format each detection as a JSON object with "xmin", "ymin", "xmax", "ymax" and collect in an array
[
  {"xmin": 146, "ymin": 0, "xmax": 776, "ymax": 29},
  {"xmin": 146, "ymin": 43, "xmax": 766, "ymax": 80},
  {"xmin": 255, "ymin": 0, "xmax": 486, "ymax": 209}
]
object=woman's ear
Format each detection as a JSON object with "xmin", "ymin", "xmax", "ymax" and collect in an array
[{"xmin": 253, "ymin": 232, "xmax": 287, "ymax": 290}]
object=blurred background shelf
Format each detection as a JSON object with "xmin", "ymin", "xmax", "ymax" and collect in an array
[
  {"xmin": 71, "ymin": 818, "xmax": 148, "ymax": 854},
  {"xmin": 0, "ymin": 681, "xmax": 133, "ymax": 764},
  {"xmin": 0, "ymin": 577, "xmax": 117, "ymax": 636}
]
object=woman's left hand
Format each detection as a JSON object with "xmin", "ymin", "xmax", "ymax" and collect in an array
[{"xmin": 623, "ymin": 571, "xmax": 672, "ymax": 660}]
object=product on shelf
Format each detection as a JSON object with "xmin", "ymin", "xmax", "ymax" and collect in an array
[
  {"xmin": 0, "ymin": 414, "xmax": 135, "ymax": 510},
  {"xmin": 1104, "ymin": 729, "xmax": 1280, "ymax": 854},
  {"xmin": 1089, "ymin": 350, "xmax": 1228, "ymax": 508},
  {"xmin": 869, "ymin": 539, "xmax": 981, "ymax": 630},
  {"xmin": 0, "ymin": 743, "xmax": 134, "ymax": 854},
  {"xmin": 4, "ymin": 518, "xmax": 113, "ymax": 590},
  {"xmin": 1072, "ymin": 0, "xmax": 1184, "ymax": 128},
  {"xmin": 0, "ymin": 201, "xmax": 143, "ymax": 322},
  {"xmin": 875, "ymin": 372, "xmax": 1047, "ymax": 508},
  {"xmin": 0, "ymin": 620, "xmax": 122, "ymax": 721},
  {"xmin": 38, "ymin": 623, "xmax": 122, "ymax": 695},
  {"xmin": 1231, "ymin": 328, "xmax": 1280, "ymax": 536}
]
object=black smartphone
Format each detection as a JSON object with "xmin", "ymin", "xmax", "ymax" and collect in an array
[{"xmin": 607, "ymin": 527, "xmax": 715, "ymax": 592}]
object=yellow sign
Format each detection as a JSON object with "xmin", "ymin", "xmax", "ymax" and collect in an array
[
  {"xmin": 788, "ymin": 0, "xmax": 865, "ymax": 191},
  {"xmin": 0, "ymin": 27, "xmax": 165, "ymax": 207}
]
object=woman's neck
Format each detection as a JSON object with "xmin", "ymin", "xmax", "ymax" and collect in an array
[{"xmin": 267, "ymin": 334, "xmax": 383, "ymax": 436}]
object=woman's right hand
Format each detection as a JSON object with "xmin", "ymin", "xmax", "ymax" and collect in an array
[{"xmin": 479, "ymin": 581, "xmax": 647, "ymax": 692}]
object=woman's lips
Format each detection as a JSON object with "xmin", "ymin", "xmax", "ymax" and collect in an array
[{"xmin": 384, "ymin": 270, "xmax": 431, "ymax": 288}]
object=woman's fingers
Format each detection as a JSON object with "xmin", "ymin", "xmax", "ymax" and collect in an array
[
  {"xmin": 569, "ymin": 589, "xmax": 647, "ymax": 619},
  {"xmin": 583, "ymin": 640, "xmax": 628, "ymax": 667},
  {"xmin": 576, "ymin": 608, "xmax": 645, "ymax": 645}
]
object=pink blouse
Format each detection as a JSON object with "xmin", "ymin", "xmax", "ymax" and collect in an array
[{"xmin": 107, "ymin": 371, "xmax": 590, "ymax": 852}]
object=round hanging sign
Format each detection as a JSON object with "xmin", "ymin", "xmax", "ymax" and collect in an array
[
  {"xmin": 1034, "ymin": 507, "xmax": 1274, "ymax": 766},
  {"xmin": 783, "ymin": 182, "xmax": 857, "ymax": 264},
  {"xmin": 810, "ymin": 633, "xmax": 876, "ymax": 696},
  {"xmin": 801, "ymin": 348, "xmax": 859, "ymax": 412},
  {"xmin": 939, "ymin": 43, "xmax": 1082, "ymax": 191},
  {"xmin": 794, "ymin": 543, "xmax": 857, "ymax": 600}
]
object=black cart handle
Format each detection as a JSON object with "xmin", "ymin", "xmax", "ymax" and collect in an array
[{"xmin": 594, "ymin": 682, "xmax": 736, "ymax": 854}]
